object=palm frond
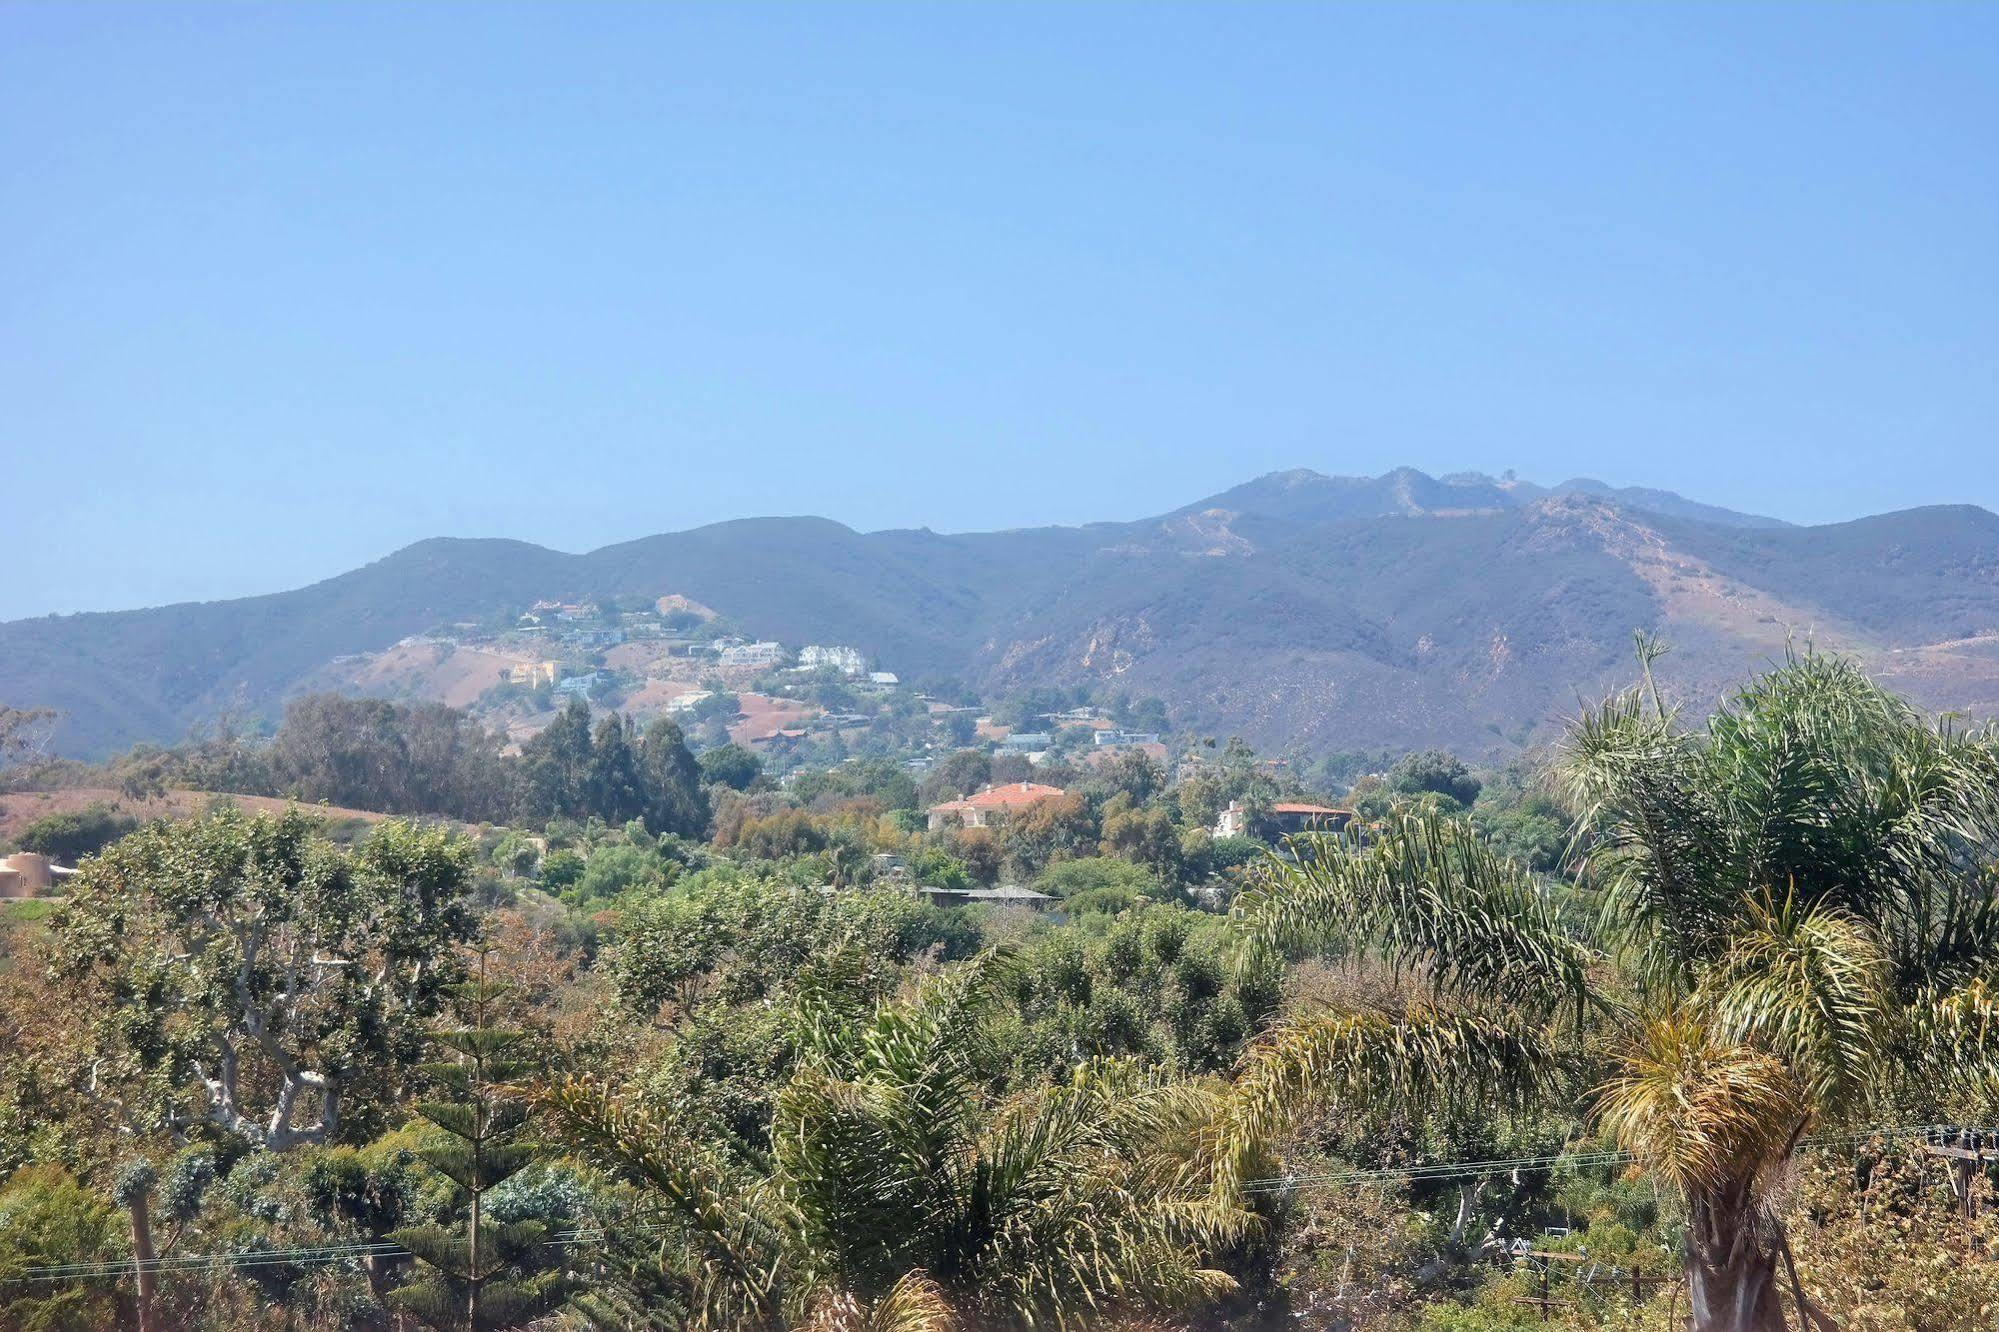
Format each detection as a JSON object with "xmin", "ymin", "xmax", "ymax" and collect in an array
[
  {"xmin": 799, "ymin": 1271, "xmax": 955, "ymax": 1332},
  {"xmin": 535, "ymin": 1074, "xmax": 799, "ymax": 1330},
  {"xmin": 1233, "ymin": 811, "xmax": 1599, "ymax": 1019},
  {"xmin": 1227, "ymin": 1002, "xmax": 1571, "ymax": 1183},
  {"xmin": 1694, "ymin": 890, "xmax": 1887, "ymax": 1119},
  {"xmin": 1700, "ymin": 649, "xmax": 1999, "ymax": 985},
  {"xmin": 1593, "ymin": 1013, "xmax": 1805, "ymax": 1196},
  {"xmin": 1889, "ymin": 976, "xmax": 1999, "ymax": 1107},
  {"xmin": 1559, "ymin": 682, "xmax": 1737, "ymax": 979}
]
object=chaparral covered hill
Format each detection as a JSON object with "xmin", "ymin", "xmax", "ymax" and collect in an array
[{"xmin": 7, "ymin": 467, "xmax": 1999, "ymax": 759}]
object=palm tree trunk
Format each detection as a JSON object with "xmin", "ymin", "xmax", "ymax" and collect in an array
[{"xmin": 1685, "ymin": 1189, "xmax": 1786, "ymax": 1332}]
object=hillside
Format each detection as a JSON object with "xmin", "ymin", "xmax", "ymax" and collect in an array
[
  {"xmin": 5, "ymin": 468, "xmax": 1996, "ymax": 760},
  {"xmin": 0, "ymin": 788, "xmax": 412, "ymax": 844}
]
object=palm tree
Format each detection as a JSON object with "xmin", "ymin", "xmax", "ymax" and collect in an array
[
  {"xmin": 1233, "ymin": 647, "xmax": 1999, "ymax": 1332},
  {"xmin": 1223, "ymin": 810, "xmax": 1598, "ymax": 1204},
  {"xmin": 541, "ymin": 950, "xmax": 1251, "ymax": 1331}
]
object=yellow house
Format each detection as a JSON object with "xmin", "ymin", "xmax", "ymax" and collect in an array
[{"xmin": 508, "ymin": 660, "xmax": 558, "ymax": 688}]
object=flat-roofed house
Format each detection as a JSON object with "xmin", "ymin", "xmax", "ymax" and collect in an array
[{"xmin": 920, "ymin": 884, "xmax": 1054, "ymax": 909}]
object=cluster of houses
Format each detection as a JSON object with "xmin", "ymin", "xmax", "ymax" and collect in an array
[
  {"xmin": 985, "ymin": 709, "xmax": 1168, "ymax": 768},
  {"xmin": 922, "ymin": 780, "xmax": 1352, "ymax": 842},
  {"xmin": 705, "ymin": 637, "xmax": 896, "ymax": 685},
  {"xmin": 867, "ymin": 780, "xmax": 1357, "ymax": 912}
]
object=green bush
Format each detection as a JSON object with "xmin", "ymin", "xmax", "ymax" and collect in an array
[
  {"xmin": 15, "ymin": 805, "xmax": 137, "ymax": 863},
  {"xmin": 0, "ymin": 1165, "xmax": 123, "ymax": 1332}
]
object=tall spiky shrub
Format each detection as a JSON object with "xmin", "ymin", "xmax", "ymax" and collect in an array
[{"xmin": 390, "ymin": 951, "xmax": 563, "ymax": 1330}]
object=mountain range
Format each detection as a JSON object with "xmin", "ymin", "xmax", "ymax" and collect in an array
[{"xmin": 8, "ymin": 467, "xmax": 1999, "ymax": 761}]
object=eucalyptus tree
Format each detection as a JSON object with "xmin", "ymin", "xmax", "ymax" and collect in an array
[
  {"xmin": 1232, "ymin": 648, "xmax": 1999, "ymax": 1332},
  {"xmin": 542, "ymin": 951, "xmax": 1252, "ymax": 1331}
]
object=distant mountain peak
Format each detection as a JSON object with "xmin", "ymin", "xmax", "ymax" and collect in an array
[
  {"xmin": 1177, "ymin": 466, "xmax": 1789, "ymax": 530},
  {"xmin": 4, "ymin": 464, "xmax": 1981, "ymax": 763}
]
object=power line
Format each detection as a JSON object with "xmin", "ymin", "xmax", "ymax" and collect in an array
[
  {"xmin": 4, "ymin": 1122, "xmax": 1981, "ymax": 1286},
  {"xmin": 1236, "ymin": 1122, "xmax": 1969, "ymax": 1194}
]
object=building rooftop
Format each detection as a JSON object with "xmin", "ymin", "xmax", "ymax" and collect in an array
[
  {"xmin": 920, "ymin": 884, "xmax": 1054, "ymax": 904},
  {"xmin": 936, "ymin": 781, "xmax": 1067, "ymax": 812}
]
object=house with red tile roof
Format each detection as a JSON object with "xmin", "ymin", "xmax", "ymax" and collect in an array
[
  {"xmin": 926, "ymin": 781, "xmax": 1067, "ymax": 831},
  {"xmin": 1213, "ymin": 799, "xmax": 1354, "ymax": 840}
]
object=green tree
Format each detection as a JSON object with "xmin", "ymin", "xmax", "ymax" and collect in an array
[
  {"xmin": 1234, "ymin": 649, "xmax": 1999, "ymax": 1332},
  {"xmin": 641, "ymin": 716, "xmax": 710, "ymax": 838},
  {"xmin": 516, "ymin": 698, "xmax": 594, "ymax": 821},
  {"xmin": 543, "ymin": 953, "xmax": 1253, "ymax": 1329},
  {"xmin": 699, "ymin": 743, "xmax": 764, "ymax": 791},
  {"xmin": 490, "ymin": 830, "xmax": 540, "ymax": 879},
  {"xmin": 51, "ymin": 809, "xmax": 476, "ymax": 1149},
  {"xmin": 1099, "ymin": 799, "xmax": 1185, "ymax": 882},
  {"xmin": 585, "ymin": 714, "xmax": 648, "ymax": 827},
  {"xmin": 562, "ymin": 842, "xmax": 669, "ymax": 910},
  {"xmin": 920, "ymin": 751, "xmax": 991, "ymax": 805},
  {"xmin": 15, "ymin": 805, "xmax": 137, "ymax": 863},
  {"xmin": 1387, "ymin": 749, "xmax": 1482, "ymax": 807},
  {"xmin": 269, "ymin": 694, "xmax": 511, "ymax": 822},
  {"xmin": 391, "ymin": 951, "xmax": 564, "ymax": 1330},
  {"xmin": 1098, "ymin": 749, "xmax": 1166, "ymax": 803}
]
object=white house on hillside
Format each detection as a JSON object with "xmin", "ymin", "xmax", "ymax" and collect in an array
[{"xmin": 798, "ymin": 644, "xmax": 866, "ymax": 675}]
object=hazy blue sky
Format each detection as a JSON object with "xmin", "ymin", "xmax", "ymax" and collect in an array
[{"xmin": 5, "ymin": 3, "xmax": 1996, "ymax": 620}]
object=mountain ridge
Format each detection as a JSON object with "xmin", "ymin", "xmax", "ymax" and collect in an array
[{"xmin": 6, "ymin": 468, "xmax": 1993, "ymax": 760}]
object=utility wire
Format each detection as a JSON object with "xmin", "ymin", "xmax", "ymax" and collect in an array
[
  {"xmin": 3, "ymin": 1122, "xmax": 1982, "ymax": 1285},
  {"xmin": 1231, "ymin": 1122, "xmax": 1966, "ymax": 1194}
]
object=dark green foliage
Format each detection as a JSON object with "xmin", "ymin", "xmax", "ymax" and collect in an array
[
  {"xmin": 920, "ymin": 749, "xmax": 991, "ymax": 804},
  {"xmin": 1035, "ymin": 856, "xmax": 1157, "ymax": 905},
  {"xmin": 698, "ymin": 742, "xmax": 762, "ymax": 791},
  {"xmin": 1003, "ymin": 905, "xmax": 1280, "ymax": 1076},
  {"xmin": 1471, "ymin": 774, "xmax": 1571, "ymax": 873},
  {"xmin": 513, "ymin": 702, "xmax": 708, "ymax": 837},
  {"xmin": 611, "ymin": 872, "xmax": 977, "ymax": 1021},
  {"xmin": 1388, "ymin": 749, "xmax": 1482, "ymax": 807},
  {"xmin": 544, "ymin": 950, "xmax": 1256, "ymax": 1330},
  {"xmin": 639, "ymin": 717, "xmax": 709, "ymax": 838},
  {"xmin": 15, "ymin": 804, "xmax": 137, "ymax": 862},
  {"xmin": 515, "ymin": 698, "xmax": 594, "ymax": 822},
  {"xmin": 559, "ymin": 842, "xmax": 672, "ymax": 911},
  {"xmin": 583, "ymin": 715, "xmax": 647, "ymax": 827},
  {"xmin": 267, "ymin": 694, "xmax": 513, "ymax": 822},
  {"xmin": 536, "ymin": 848, "xmax": 584, "ymax": 891}
]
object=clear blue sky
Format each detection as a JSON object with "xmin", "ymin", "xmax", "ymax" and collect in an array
[{"xmin": 5, "ymin": 3, "xmax": 1996, "ymax": 621}]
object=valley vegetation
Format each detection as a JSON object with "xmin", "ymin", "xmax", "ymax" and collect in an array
[{"xmin": 4, "ymin": 648, "xmax": 1999, "ymax": 1331}]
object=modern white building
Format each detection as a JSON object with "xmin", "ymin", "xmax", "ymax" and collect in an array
[
  {"xmin": 798, "ymin": 644, "xmax": 866, "ymax": 675},
  {"xmin": 718, "ymin": 640, "xmax": 785, "ymax": 668}
]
